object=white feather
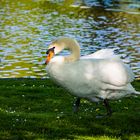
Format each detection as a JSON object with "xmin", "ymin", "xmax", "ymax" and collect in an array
[{"xmin": 46, "ymin": 37, "xmax": 139, "ymax": 101}]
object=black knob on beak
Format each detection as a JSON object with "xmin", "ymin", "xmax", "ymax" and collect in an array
[{"xmin": 46, "ymin": 47, "xmax": 55, "ymax": 54}]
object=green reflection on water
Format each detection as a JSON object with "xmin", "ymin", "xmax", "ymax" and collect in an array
[{"xmin": 0, "ymin": 0, "xmax": 140, "ymax": 78}]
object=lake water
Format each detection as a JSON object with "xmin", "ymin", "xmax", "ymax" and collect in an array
[{"xmin": 0, "ymin": 0, "xmax": 140, "ymax": 78}]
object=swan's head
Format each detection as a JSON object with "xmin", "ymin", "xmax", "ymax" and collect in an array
[
  {"xmin": 45, "ymin": 38, "xmax": 66, "ymax": 64},
  {"xmin": 45, "ymin": 37, "xmax": 80, "ymax": 64},
  {"xmin": 45, "ymin": 46, "xmax": 55, "ymax": 65}
]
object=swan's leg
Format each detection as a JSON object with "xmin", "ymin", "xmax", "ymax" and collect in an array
[
  {"xmin": 103, "ymin": 99, "xmax": 112, "ymax": 116},
  {"xmin": 73, "ymin": 97, "xmax": 81, "ymax": 113}
]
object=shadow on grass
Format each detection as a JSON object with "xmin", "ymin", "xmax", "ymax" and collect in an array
[{"xmin": 0, "ymin": 79, "xmax": 140, "ymax": 139}]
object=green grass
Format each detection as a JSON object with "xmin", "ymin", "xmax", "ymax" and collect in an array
[{"xmin": 0, "ymin": 79, "xmax": 140, "ymax": 140}]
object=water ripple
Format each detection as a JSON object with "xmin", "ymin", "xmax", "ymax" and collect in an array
[{"xmin": 0, "ymin": 0, "xmax": 140, "ymax": 78}]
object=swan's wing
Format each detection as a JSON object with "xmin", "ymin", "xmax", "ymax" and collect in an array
[
  {"xmin": 48, "ymin": 59, "xmax": 135, "ymax": 92},
  {"xmin": 81, "ymin": 49, "xmax": 135, "ymax": 82},
  {"xmin": 81, "ymin": 59, "xmax": 134, "ymax": 86},
  {"xmin": 81, "ymin": 49, "xmax": 120, "ymax": 59}
]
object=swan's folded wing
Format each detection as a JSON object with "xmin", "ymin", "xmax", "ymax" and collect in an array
[
  {"xmin": 81, "ymin": 49, "xmax": 120, "ymax": 60},
  {"xmin": 81, "ymin": 49, "xmax": 135, "ymax": 85},
  {"xmin": 92, "ymin": 59, "xmax": 135, "ymax": 86},
  {"xmin": 72, "ymin": 59, "xmax": 134, "ymax": 87}
]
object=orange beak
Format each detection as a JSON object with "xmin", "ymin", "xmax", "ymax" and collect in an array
[{"xmin": 45, "ymin": 49, "xmax": 54, "ymax": 65}]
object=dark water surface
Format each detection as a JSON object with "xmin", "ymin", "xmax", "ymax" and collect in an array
[{"xmin": 0, "ymin": 0, "xmax": 140, "ymax": 78}]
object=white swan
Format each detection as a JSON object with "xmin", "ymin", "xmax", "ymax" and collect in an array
[{"xmin": 45, "ymin": 37, "xmax": 140, "ymax": 116}]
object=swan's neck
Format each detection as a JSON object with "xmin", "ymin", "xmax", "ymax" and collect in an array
[
  {"xmin": 64, "ymin": 39, "xmax": 80, "ymax": 62},
  {"xmin": 53, "ymin": 37, "xmax": 80, "ymax": 62}
]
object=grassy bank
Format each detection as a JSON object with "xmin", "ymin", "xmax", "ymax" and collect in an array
[{"xmin": 0, "ymin": 79, "xmax": 140, "ymax": 140}]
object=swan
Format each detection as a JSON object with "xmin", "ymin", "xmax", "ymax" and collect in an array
[{"xmin": 45, "ymin": 37, "xmax": 140, "ymax": 116}]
